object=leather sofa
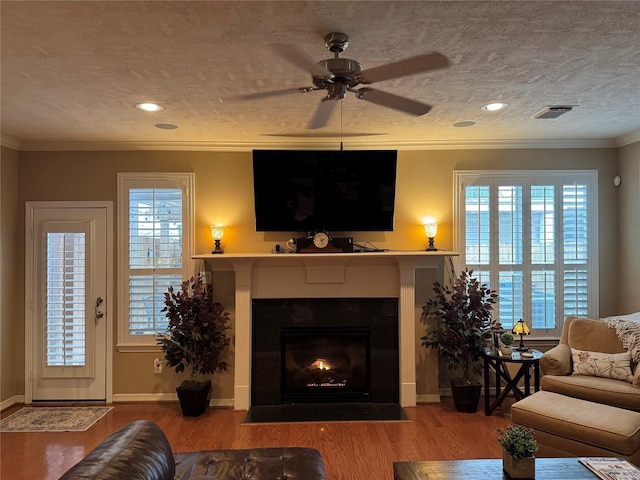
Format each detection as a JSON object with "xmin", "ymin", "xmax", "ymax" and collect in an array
[
  {"xmin": 58, "ymin": 419, "xmax": 327, "ymax": 479},
  {"xmin": 512, "ymin": 316, "xmax": 640, "ymax": 463}
]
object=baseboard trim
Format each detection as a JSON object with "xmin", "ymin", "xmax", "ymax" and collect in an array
[
  {"xmin": 416, "ymin": 394, "xmax": 441, "ymax": 404},
  {"xmin": 1, "ymin": 395, "xmax": 25, "ymax": 411},
  {"xmin": 112, "ymin": 393, "xmax": 233, "ymax": 407}
]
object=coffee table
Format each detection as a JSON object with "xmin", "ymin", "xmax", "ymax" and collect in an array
[{"xmin": 393, "ymin": 458, "xmax": 599, "ymax": 479}]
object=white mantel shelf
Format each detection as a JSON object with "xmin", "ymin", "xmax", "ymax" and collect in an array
[{"xmin": 194, "ymin": 250, "xmax": 458, "ymax": 410}]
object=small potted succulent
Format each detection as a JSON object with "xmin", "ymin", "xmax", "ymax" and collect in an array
[
  {"xmin": 497, "ymin": 424, "xmax": 538, "ymax": 478},
  {"xmin": 158, "ymin": 275, "xmax": 231, "ymax": 417}
]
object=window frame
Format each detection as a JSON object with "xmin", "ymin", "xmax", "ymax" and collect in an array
[
  {"xmin": 453, "ymin": 170, "xmax": 599, "ymax": 339},
  {"xmin": 117, "ymin": 173, "xmax": 195, "ymax": 352}
]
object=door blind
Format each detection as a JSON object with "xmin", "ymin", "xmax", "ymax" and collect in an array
[{"xmin": 45, "ymin": 232, "xmax": 86, "ymax": 366}]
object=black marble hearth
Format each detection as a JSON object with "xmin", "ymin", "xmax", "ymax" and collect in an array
[
  {"xmin": 251, "ymin": 298, "xmax": 399, "ymax": 406},
  {"xmin": 244, "ymin": 402, "xmax": 408, "ymax": 423}
]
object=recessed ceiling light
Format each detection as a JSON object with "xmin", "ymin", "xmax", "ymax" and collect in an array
[
  {"xmin": 154, "ymin": 123, "xmax": 178, "ymax": 129},
  {"xmin": 481, "ymin": 102, "xmax": 508, "ymax": 111},
  {"xmin": 453, "ymin": 120, "xmax": 477, "ymax": 128},
  {"xmin": 135, "ymin": 102, "xmax": 164, "ymax": 112}
]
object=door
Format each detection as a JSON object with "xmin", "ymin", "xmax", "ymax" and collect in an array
[{"xmin": 26, "ymin": 202, "xmax": 112, "ymax": 402}]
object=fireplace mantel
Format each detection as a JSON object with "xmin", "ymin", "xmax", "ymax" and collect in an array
[{"xmin": 194, "ymin": 251, "xmax": 458, "ymax": 410}]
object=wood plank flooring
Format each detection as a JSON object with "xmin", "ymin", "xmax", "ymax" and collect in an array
[{"xmin": 0, "ymin": 398, "xmax": 515, "ymax": 480}]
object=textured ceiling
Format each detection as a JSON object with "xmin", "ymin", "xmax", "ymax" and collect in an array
[{"xmin": 2, "ymin": 1, "xmax": 639, "ymax": 151}]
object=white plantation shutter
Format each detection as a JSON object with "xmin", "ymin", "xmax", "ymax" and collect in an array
[
  {"xmin": 128, "ymin": 188, "xmax": 183, "ymax": 335},
  {"xmin": 455, "ymin": 171, "xmax": 597, "ymax": 338},
  {"xmin": 562, "ymin": 184, "xmax": 589, "ymax": 317},
  {"xmin": 45, "ymin": 232, "xmax": 86, "ymax": 366},
  {"xmin": 117, "ymin": 174, "xmax": 194, "ymax": 349},
  {"xmin": 464, "ymin": 185, "xmax": 490, "ymax": 265}
]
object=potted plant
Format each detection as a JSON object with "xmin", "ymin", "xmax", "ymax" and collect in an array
[
  {"xmin": 158, "ymin": 275, "xmax": 231, "ymax": 417},
  {"xmin": 497, "ymin": 424, "xmax": 538, "ymax": 478},
  {"xmin": 421, "ymin": 268, "xmax": 498, "ymax": 412},
  {"xmin": 500, "ymin": 332, "xmax": 515, "ymax": 355}
]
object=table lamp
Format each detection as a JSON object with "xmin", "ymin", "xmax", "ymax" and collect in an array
[
  {"xmin": 512, "ymin": 319, "xmax": 530, "ymax": 351},
  {"xmin": 210, "ymin": 226, "xmax": 224, "ymax": 254},
  {"xmin": 424, "ymin": 223, "xmax": 438, "ymax": 251}
]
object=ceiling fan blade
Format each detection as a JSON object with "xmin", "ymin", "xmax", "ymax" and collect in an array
[
  {"xmin": 270, "ymin": 43, "xmax": 333, "ymax": 78},
  {"xmin": 355, "ymin": 88, "xmax": 432, "ymax": 116},
  {"xmin": 358, "ymin": 52, "xmax": 450, "ymax": 84},
  {"xmin": 307, "ymin": 98, "xmax": 338, "ymax": 129},
  {"xmin": 234, "ymin": 87, "xmax": 314, "ymax": 101}
]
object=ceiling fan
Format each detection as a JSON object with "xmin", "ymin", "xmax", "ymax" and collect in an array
[{"xmin": 238, "ymin": 32, "xmax": 450, "ymax": 129}]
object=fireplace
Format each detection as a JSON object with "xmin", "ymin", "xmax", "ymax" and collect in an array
[
  {"xmin": 196, "ymin": 251, "xmax": 453, "ymax": 409},
  {"xmin": 281, "ymin": 326, "xmax": 371, "ymax": 403},
  {"xmin": 251, "ymin": 298, "xmax": 399, "ymax": 406}
]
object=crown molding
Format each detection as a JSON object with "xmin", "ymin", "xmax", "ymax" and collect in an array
[
  {"xmin": 0, "ymin": 135, "xmax": 21, "ymax": 150},
  {"xmin": 616, "ymin": 130, "xmax": 640, "ymax": 147},
  {"xmin": 11, "ymin": 137, "xmax": 619, "ymax": 152}
]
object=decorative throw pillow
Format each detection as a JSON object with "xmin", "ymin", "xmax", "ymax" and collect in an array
[{"xmin": 571, "ymin": 348, "xmax": 634, "ymax": 383}]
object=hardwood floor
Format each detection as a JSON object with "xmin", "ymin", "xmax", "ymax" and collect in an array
[{"xmin": 0, "ymin": 398, "xmax": 515, "ymax": 480}]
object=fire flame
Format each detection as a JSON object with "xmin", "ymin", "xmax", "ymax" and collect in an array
[{"xmin": 311, "ymin": 358, "xmax": 331, "ymax": 371}]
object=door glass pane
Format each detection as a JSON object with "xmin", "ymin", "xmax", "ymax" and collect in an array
[{"xmin": 46, "ymin": 232, "xmax": 86, "ymax": 366}]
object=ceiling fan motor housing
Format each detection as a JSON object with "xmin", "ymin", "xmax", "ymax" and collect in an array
[
  {"xmin": 324, "ymin": 32, "xmax": 349, "ymax": 52},
  {"xmin": 313, "ymin": 58, "xmax": 363, "ymax": 90}
]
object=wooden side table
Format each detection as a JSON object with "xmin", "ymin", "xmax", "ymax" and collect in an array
[{"xmin": 483, "ymin": 348, "xmax": 542, "ymax": 415}]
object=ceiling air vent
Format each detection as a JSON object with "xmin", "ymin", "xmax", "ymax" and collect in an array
[{"xmin": 533, "ymin": 105, "xmax": 576, "ymax": 119}]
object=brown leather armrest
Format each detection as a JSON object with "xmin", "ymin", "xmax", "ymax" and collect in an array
[{"xmin": 58, "ymin": 420, "xmax": 175, "ymax": 480}]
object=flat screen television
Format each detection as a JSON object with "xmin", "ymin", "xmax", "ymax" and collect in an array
[{"xmin": 253, "ymin": 150, "xmax": 397, "ymax": 232}]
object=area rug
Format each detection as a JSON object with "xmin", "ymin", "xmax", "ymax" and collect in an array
[
  {"xmin": 244, "ymin": 403, "xmax": 409, "ymax": 423},
  {"xmin": 0, "ymin": 406, "xmax": 113, "ymax": 432}
]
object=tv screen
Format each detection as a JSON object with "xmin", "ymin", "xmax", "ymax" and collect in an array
[{"xmin": 253, "ymin": 150, "xmax": 397, "ymax": 232}]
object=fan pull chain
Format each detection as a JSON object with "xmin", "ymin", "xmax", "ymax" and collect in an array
[{"xmin": 340, "ymin": 99, "xmax": 344, "ymax": 151}]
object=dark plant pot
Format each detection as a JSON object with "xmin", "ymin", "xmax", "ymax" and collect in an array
[
  {"xmin": 450, "ymin": 380, "xmax": 482, "ymax": 413},
  {"xmin": 176, "ymin": 381, "xmax": 211, "ymax": 417}
]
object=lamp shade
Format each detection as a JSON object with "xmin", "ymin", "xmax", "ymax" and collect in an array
[
  {"xmin": 512, "ymin": 319, "xmax": 530, "ymax": 336},
  {"xmin": 424, "ymin": 223, "xmax": 438, "ymax": 238},
  {"xmin": 210, "ymin": 226, "xmax": 224, "ymax": 240}
]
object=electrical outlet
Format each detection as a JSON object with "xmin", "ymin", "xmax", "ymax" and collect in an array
[{"xmin": 153, "ymin": 358, "xmax": 162, "ymax": 374}]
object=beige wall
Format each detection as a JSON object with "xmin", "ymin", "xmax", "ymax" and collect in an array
[
  {"xmin": 618, "ymin": 141, "xmax": 640, "ymax": 314},
  {"xmin": 1, "ymin": 145, "xmax": 626, "ymax": 404},
  {"xmin": 1, "ymin": 146, "xmax": 22, "ymax": 404}
]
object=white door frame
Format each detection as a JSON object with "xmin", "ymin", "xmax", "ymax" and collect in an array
[{"xmin": 24, "ymin": 201, "xmax": 113, "ymax": 404}]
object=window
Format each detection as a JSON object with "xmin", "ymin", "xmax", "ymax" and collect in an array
[
  {"xmin": 454, "ymin": 171, "xmax": 598, "ymax": 338},
  {"xmin": 117, "ymin": 173, "xmax": 194, "ymax": 350}
]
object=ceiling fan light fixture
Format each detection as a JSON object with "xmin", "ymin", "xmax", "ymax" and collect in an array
[
  {"xmin": 135, "ymin": 102, "xmax": 164, "ymax": 112},
  {"xmin": 481, "ymin": 102, "xmax": 508, "ymax": 112}
]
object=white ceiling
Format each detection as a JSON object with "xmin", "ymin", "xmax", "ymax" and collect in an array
[{"xmin": 2, "ymin": 1, "xmax": 639, "ymax": 151}]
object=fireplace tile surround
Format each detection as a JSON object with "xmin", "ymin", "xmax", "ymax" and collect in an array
[
  {"xmin": 194, "ymin": 251, "xmax": 457, "ymax": 410},
  {"xmin": 253, "ymin": 298, "xmax": 399, "ymax": 406}
]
